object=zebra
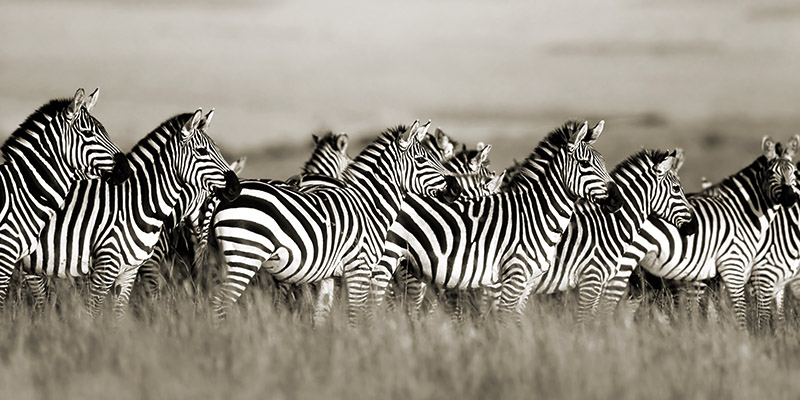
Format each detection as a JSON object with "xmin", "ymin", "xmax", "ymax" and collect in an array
[
  {"xmin": 21, "ymin": 109, "xmax": 241, "ymax": 318},
  {"xmin": 125, "ymin": 155, "xmax": 248, "ymax": 300},
  {"xmin": 741, "ymin": 162, "xmax": 800, "ymax": 331},
  {"xmin": 203, "ymin": 120, "xmax": 462, "ymax": 324},
  {"xmin": 599, "ymin": 136, "xmax": 799, "ymax": 330},
  {"xmin": 0, "ymin": 88, "xmax": 131, "ymax": 311},
  {"xmin": 371, "ymin": 120, "xmax": 624, "ymax": 323},
  {"xmin": 531, "ymin": 149, "xmax": 696, "ymax": 323}
]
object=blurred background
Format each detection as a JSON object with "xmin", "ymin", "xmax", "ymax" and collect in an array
[{"xmin": 1, "ymin": 0, "xmax": 799, "ymax": 189}]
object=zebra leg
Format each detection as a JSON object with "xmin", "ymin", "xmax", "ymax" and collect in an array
[
  {"xmin": 344, "ymin": 258, "xmax": 370, "ymax": 327},
  {"xmin": 443, "ymin": 290, "xmax": 464, "ymax": 323},
  {"xmin": 406, "ymin": 275, "xmax": 427, "ymax": 319},
  {"xmin": 0, "ymin": 251, "xmax": 19, "ymax": 311},
  {"xmin": 210, "ymin": 244, "xmax": 269, "ymax": 320},
  {"xmin": 754, "ymin": 275, "xmax": 776, "ymax": 332},
  {"xmin": 113, "ymin": 265, "xmax": 141, "ymax": 320},
  {"xmin": 138, "ymin": 236, "xmax": 168, "ymax": 299},
  {"xmin": 718, "ymin": 266, "xmax": 749, "ymax": 331},
  {"xmin": 576, "ymin": 266, "xmax": 605, "ymax": 325},
  {"xmin": 25, "ymin": 274, "xmax": 48, "ymax": 312},
  {"xmin": 87, "ymin": 254, "xmax": 121, "ymax": 318},
  {"xmin": 596, "ymin": 262, "xmax": 637, "ymax": 320},
  {"xmin": 498, "ymin": 262, "xmax": 527, "ymax": 324},
  {"xmin": 775, "ymin": 287, "xmax": 786, "ymax": 331},
  {"xmin": 312, "ymin": 278, "xmax": 335, "ymax": 327}
]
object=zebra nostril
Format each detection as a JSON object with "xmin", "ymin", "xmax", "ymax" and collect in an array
[
  {"xmin": 221, "ymin": 171, "xmax": 241, "ymax": 202},
  {"xmin": 103, "ymin": 153, "xmax": 132, "ymax": 185},
  {"xmin": 600, "ymin": 182, "xmax": 623, "ymax": 213},
  {"xmin": 679, "ymin": 216, "xmax": 698, "ymax": 236}
]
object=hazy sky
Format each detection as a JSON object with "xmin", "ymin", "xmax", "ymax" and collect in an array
[{"xmin": 1, "ymin": 0, "xmax": 799, "ymax": 152}]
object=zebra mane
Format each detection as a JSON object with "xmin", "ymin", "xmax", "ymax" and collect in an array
[
  {"xmin": 128, "ymin": 112, "xmax": 193, "ymax": 157},
  {"xmin": 611, "ymin": 148, "xmax": 672, "ymax": 176},
  {"xmin": 1, "ymin": 98, "xmax": 72, "ymax": 159},
  {"xmin": 504, "ymin": 120, "xmax": 586, "ymax": 184}
]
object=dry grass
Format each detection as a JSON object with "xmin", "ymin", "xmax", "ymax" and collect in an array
[{"xmin": 2, "ymin": 267, "xmax": 800, "ymax": 400}]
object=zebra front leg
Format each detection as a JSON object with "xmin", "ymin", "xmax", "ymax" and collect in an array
[
  {"xmin": 312, "ymin": 278, "xmax": 335, "ymax": 327},
  {"xmin": 0, "ymin": 252, "xmax": 19, "ymax": 312},
  {"xmin": 113, "ymin": 265, "xmax": 141, "ymax": 320},
  {"xmin": 87, "ymin": 255, "xmax": 121, "ymax": 319},
  {"xmin": 138, "ymin": 245, "xmax": 167, "ymax": 299},
  {"xmin": 344, "ymin": 258, "xmax": 370, "ymax": 327},
  {"xmin": 498, "ymin": 262, "xmax": 528, "ymax": 325},
  {"xmin": 719, "ymin": 266, "xmax": 749, "ymax": 332},
  {"xmin": 774, "ymin": 286, "xmax": 786, "ymax": 331},
  {"xmin": 596, "ymin": 261, "xmax": 637, "ymax": 320},
  {"xmin": 576, "ymin": 266, "xmax": 605, "ymax": 325},
  {"xmin": 25, "ymin": 274, "xmax": 48, "ymax": 312}
]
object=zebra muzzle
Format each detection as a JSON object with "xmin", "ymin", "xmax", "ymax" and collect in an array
[
  {"xmin": 219, "ymin": 171, "xmax": 242, "ymax": 202},
  {"xmin": 678, "ymin": 215, "xmax": 698, "ymax": 236},
  {"xmin": 778, "ymin": 185, "xmax": 798, "ymax": 207},
  {"xmin": 599, "ymin": 182, "xmax": 623, "ymax": 213},
  {"xmin": 102, "ymin": 153, "xmax": 132, "ymax": 185},
  {"xmin": 436, "ymin": 176, "xmax": 462, "ymax": 204}
]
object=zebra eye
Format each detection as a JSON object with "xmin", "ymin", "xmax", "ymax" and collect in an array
[
  {"xmin": 672, "ymin": 184, "xmax": 681, "ymax": 192},
  {"xmin": 196, "ymin": 147, "xmax": 209, "ymax": 156},
  {"xmin": 414, "ymin": 156, "xmax": 427, "ymax": 163},
  {"xmin": 578, "ymin": 160, "xmax": 590, "ymax": 168}
]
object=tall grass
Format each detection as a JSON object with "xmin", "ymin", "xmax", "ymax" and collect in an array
[{"xmin": 1, "ymin": 268, "xmax": 800, "ymax": 400}]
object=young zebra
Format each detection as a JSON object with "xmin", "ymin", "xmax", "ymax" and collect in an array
[
  {"xmin": 0, "ymin": 88, "xmax": 130, "ymax": 311},
  {"xmin": 371, "ymin": 120, "xmax": 623, "ymax": 323},
  {"xmin": 205, "ymin": 121, "xmax": 461, "ymax": 324},
  {"xmin": 532, "ymin": 149, "xmax": 696, "ymax": 323},
  {"xmin": 601, "ymin": 136, "xmax": 799, "ymax": 330},
  {"xmin": 21, "ymin": 109, "xmax": 241, "ymax": 318}
]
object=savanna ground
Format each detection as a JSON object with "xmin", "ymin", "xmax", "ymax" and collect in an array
[{"xmin": 3, "ymin": 0, "xmax": 800, "ymax": 399}]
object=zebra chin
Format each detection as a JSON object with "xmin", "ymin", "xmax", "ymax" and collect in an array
[
  {"xmin": 678, "ymin": 216, "xmax": 698, "ymax": 236},
  {"xmin": 216, "ymin": 171, "xmax": 242, "ymax": 202},
  {"xmin": 434, "ymin": 176, "xmax": 462, "ymax": 204},
  {"xmin": 597, "ymin": 182, "xmax": 623, "ymax": 213},
  {"xmin": 101, "ymin": 153, "xmax": 132, "ymax": 185}
]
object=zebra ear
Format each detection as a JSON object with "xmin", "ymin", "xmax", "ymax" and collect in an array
[
  {"xmin": 336, "ymin": 134, "xmax": 349, "ymax": 153},
  {"xmin": 672, "ymin": 148, "xmax": 685, "ymax": 172},
  {"xmin": 66, "ymin": 88, "xmax": 86, "ymax": 120},
  {"xmin": 586, "ymin": 120, "xmax": 604, "ymax": 143},
  {"xmin": 229, "ymin": 156, "xmax": 247, "ymax": 175},
  {"xmin": 416, "ymin": 120, "xmax": 432, "ymax": 142},
  {"xmin": 700, "ymin": 176, "xmax": 713, "ymax": 189},
  {"xmin": 762, "ymin": 136, "xmax": 777, "ymax": 160},
  {"xmin": 654, "ymin": 156, "xmax": 674, "ymax": 179},
  {"xmin": 85, "ymin": 88, "xmax": 100, "ymax": 113},
  {"xmin": 568, "ymin": 121, "xmax": 589, "ymax": 152},
  {"xmin": 485, "ymin": 170, "xmax": 505, "ymax": 193},
  {"xmin": 398, "ymin": 120, "xmax": 421, "ymax": 150},
  {"xmin": 182, "ymin": 109, "xmax": 204, "ymax": 142},
  {"xmin": 202, "ymin": 109, "xmax": 215, "ymax": 132},
  {"xmin": 784, "ymin": 135, "xmax": 800, "ymax": 160},
  {"xmin": 470, "ymin": 144, "xmax": 492, "ymax": 171},
  {"xmin": 436, "ymin": 128, "xmax": 450, "ymax": 149}
]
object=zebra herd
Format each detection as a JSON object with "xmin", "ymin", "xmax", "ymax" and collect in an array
[{"xmin": 2, "ymin": 89, "xmax": 800, "ymax": 333}]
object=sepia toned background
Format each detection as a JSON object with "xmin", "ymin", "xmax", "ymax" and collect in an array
[{"xmin": 2, "ymin": 0, "xmax": 800, "ymax": 188}]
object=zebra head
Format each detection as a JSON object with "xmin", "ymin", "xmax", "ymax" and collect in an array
[
  {"xmin": 561, "ymin": 121, "xmax": 622, "ymax": 212},
  {"xmin": 761, "ymin": 135, "xmax": 799, "ymax": 207},
  {"xmin": 441, "ymin": 143, "xmax": 498, "ymax": 200},
  {"xmin": 397, "ymin": 120, "xmax": 462, "ymax": 203},
  {"xmin": 650, "ymin": 150, "xmax": 696, "ymax": 236},
  {"xmin": 60, "ymin": 88, "xmax": 131, "ymax": 184},
  {"xmin": 304, "ymin": 132, "xmax": 351, "ymax": 178},
  {"xmin": 173, "ymin": 109, "xmax": 241, "ymax": 203}
]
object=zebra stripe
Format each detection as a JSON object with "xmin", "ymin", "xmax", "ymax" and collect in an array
[
  {"xmin": 21, "ymin": 109, "xmax": 240, "ymax": 318},
  {"xmin": 532, "ymin": 149, "xmax": 695, "ymax": 323},
  {"xmin": 371, "ymin": 120, "xmax": 622, "ymax": 323},
  {"xmin": 601, "ymin": 136, "xmax": 799, "ymax": 330},
  {"xmin": 206, "ymin": 121, "xmax": 459, "ymax": 324},
  {"xmin": 0, "ymin": 88, "xmax": 129, "ymax": 310}
]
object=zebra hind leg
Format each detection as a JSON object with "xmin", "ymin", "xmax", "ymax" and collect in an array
[
  {"xmin": 313, "ymin": 278, "xmax": 335, "ymax": 327},
  {"xmin": 25, "ymin": 274, "xmax": 48, "ymax": 313},
  {"xmin": 113, "ymin": 265, "xmax": 142, "ymax": 320},
  {"xmin": 343, "ymin": 258, "xmax": 371, "ymax": 327}
]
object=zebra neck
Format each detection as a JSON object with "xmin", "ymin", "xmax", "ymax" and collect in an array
[
  {"xmin": 341, "ymin": 140, "xmax": 405, "ymax": 235},
  {"xmin": 125, "ymin": 143, "xmax": 183, "ymax": 225},
  {"xmin": 3, "ymin": 123, "xmax": 78, "ymax": 213},
  {"xmin": 605, "ymin": 162, "xmax": 655, "ymax": 239},
  {"xmin": 701, "ymin": 159, "xmax": 774, "ymax": 232},
  {"xmin": 515, "ymin": 157, "xmax": 577, "ymax": 222}
]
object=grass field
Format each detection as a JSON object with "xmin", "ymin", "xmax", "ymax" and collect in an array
[{"xmin": 2, "ymin": 269, "xmax": 800, "ymax": 400}]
